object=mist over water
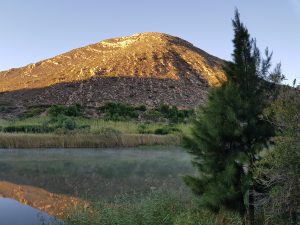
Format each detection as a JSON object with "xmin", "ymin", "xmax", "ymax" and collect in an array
[
  {"xmin": 0, "ymin": 146, "xmax": 195, "ymax": 198},
  {"xmin": 0, "ymin": 146, "xmax": 196, "ymax": 224}
]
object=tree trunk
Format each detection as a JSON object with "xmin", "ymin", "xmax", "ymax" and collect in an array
[{"xmin": 249, "ymin": 186, "xmax": 255, "ymax": 225}]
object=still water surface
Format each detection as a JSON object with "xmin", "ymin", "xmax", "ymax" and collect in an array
[
  {"xmin": 0, "ymin": 146, "xmax": 195, "ymax": 225},
  {"xmin": 0, "ymin": 198, "xmax": 55, "ymax": 225}
]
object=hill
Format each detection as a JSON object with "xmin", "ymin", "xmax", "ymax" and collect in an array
[{"xmin": 0, "ymin": 32, "xmax": 225, "ymax": 112}]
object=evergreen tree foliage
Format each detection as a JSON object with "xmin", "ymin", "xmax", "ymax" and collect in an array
[
  {"xmin": 184, "ymin": 10, "xmax": 278, "ymax": 222},
  {"xmin": 256, "ymin": 84, "xmax": 300, "ymax": 225}
]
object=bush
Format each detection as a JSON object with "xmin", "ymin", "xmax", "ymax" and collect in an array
[
  {"xmin": 62, "ymin": 118, "xmax": 77, "ymax": 130},
  {"xmin": 65, "ymin": 104, "xmax": 83, "ymax": 117},
  {"xmin": 21, "ymin": 106, "xmax": 46, "ymax": 118},
  {"xmin": 154, "ymin": 126, "xmax": 180, "ymax": 135},
  {"xmin": 49, "ymin": 104, "xmax": 83, "ymax": 117},
  {"xmin": 135, "ymin": 105, "xmax": 147, "ymax": 111},
  {"xmin": 100, "ymin": 102, "xmax": 139, "ymax": 121},
  {"xmin": 57, "ymin": 117, "xmax": 89, "ymax": 130},
  {"xmin": 48, "ymin": 115, "xmax": 90, "ymax": 133},
  {"xmin": 2, "ymin": 125, "xmax": 54, "ymax": 133},
  {"xmin": 144, "ymin": 105, "xmax": 194, "ymax": 123},
  {"xmin": 144, "ymin": 110, "xmax": 163, "ymax": 122},
  {"xmin": 156, "ymin": 105, "xmax": 194, "ymax": 123},
  {"xmin": 49, "ymin": 105, "xmax": 66, "ymax": 117},
  {"xmin": 137, "ymin": 124, "xmax": 151, "ymax": 134}
]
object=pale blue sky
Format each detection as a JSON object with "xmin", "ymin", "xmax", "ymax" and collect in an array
[{"xmin": 0, "ymin": 0, "xmax": 299, "ymax": 84}]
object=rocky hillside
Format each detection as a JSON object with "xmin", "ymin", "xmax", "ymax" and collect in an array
[{"xmin": 0, "ymin": 32, "xmax": 226, "ymax": 110}]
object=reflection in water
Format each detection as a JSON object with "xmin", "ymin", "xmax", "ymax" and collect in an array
[
  {"xmin": 0, "ymin": 198, "xmax": 55, "ymax": 225},
  {"xmin": 0, "ymin": 147, "xmax": 195, "ymax": 221},
  {"xmin": 0, "ymin": 181, "xmax": 86, "ymax": 218}
]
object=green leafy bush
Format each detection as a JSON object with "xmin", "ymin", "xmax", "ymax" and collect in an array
[
  {"xmin": 49, "ymin": 105, "xmax": 66, "ymax": 117},
  {"xmin": 62, "ymin": 118, "xmax": 77, "ymax": 130},
  {"xmin": 21, "ymin": 106, "xmax": 47, "ymax": 118},
  {"xmin": 154, "ymin": 126, "xmax": 180, "ymax": 135},
  {"xmin": 156, "ymin": 105, "xmax": 194, "ymax": 123},
  {"xmin": 49, "ymin": 116, "xmax": 90, "ymax": 133},
  {"xmin": 65, "ymin": 104, "xmax": 84, "ymax": 117},
  {"xmin": 144, "ymin": 105, "xmax": 194, "ymax": 123},
  {"xmin": 137, "ymin": 124, "xmax": 151, "ymax": 134},
  {"xmin": 135, "ymin": 105, "xmax": 147, "ymax": 111},
  {"xmin": 100, "ymin": 102, "xmax": 139, "ymax": 121},
  {"xmin": 2, "ymin": 125, "xmax": 54, "ymax": 133},
  {"xmin": 144, "ymin": 110, "xmax": 163, "ymax": 122},
  {"xmin": 49, "ymin": 104, "xmax": 83, "ymax": 117}
]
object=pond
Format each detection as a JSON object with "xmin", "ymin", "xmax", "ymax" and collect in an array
[
  {"xmin": 0, "ymin": 146, "xmax": 195, "ymax": 224},
  {"xmin": 0, "ymin": 198, "xmax": 56, "ymax": 225}
]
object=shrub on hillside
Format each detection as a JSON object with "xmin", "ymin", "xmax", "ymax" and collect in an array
[
  {"xmin": 65, "ymin": 104, "xmax": 84, "ymax": 117},
  {"xmin": 144, "ymin": 110, "xmax": 163, "ymax": 122},
  {"xmin": 100, "ymin": 102, "xmax": 139, "ymax": 121},
  {"xmin": 135, "ymin": 105, "xmax": 147, "ymax": 111},
  {"xmin": 0, "ymin": 105, "xmax": 15, "ymax": 114},
  {"xmin": 49, "ymin": 104, "xmax": 83, "ymax": 117},
  {"xmin": 21, "ymin": 106, "xmax": 47, "ymax": 118},
  {"xmin": 144, "ymin": 105, "xmax": 194, "ymax": 123},
  {"xmin": 154, "ymin": 126, "xmax": 180, "ymax": 135},
  {"xmin": 49, "ymin": 105, "xmax": 66, "ymax": 117}
]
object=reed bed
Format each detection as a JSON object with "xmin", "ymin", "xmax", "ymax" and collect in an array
[
  {"xmin": 63, "ymin": 191, "xmax": 242, "ymax": 225},
  {"xmin": 0, "ymin": 133, "xmax": 180, "ymax": 148}
]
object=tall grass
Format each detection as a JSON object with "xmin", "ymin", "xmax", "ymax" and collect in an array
[
  {"xmin": 62, "ymin": 191, "xmax": 243, "ymax": 225},
  {"xmin": 0, "ymin": 116, "xmax": 191, "ymax": 148},
  {"xmin": 0, "ymin": 133, "xmax": 180, "ymax": 148}
]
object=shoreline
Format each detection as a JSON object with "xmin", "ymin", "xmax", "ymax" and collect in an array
[
  {"xmin": 0, "ymin": 133, "xmax": 181, "ymax": 149},
  {"xmin": 0, "ymin": 181, "xmax": 86, "ymax": 218}
]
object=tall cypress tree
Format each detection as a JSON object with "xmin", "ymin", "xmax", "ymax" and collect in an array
[{"xmin": 184, "ymin": 10, "xmax": 275, "ymax": 224}]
